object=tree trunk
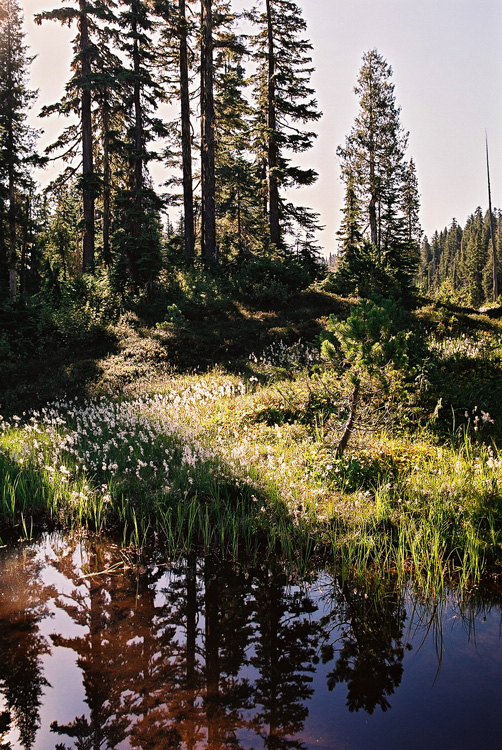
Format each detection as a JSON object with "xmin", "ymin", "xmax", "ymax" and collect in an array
[
  {"xmin": 179, "ymin": 0, "xmax": 195, "ymax": 263},
  {"xmin": 486, "ymin": 135, "xmax": 498, "ymax": 301},
  {"xmin": 101, "ymin": 90, "xmax": 112, "ymax": 267},
  {"xmin": 368, "ymin": 149, "xmax": 378, "ymax": 250},
  {"xmin": 7, "ymin": 72, "xmax": 16, "ymax": 302},
  {"xmin": 8, "ymin": 166, "xmax": 17, "ymax": 301},
  {"xmin": 19, "ymin": 192, "xmax": 30, "ymax": 296},
  {"xmin": 124, "ymin": 6, "xmax": 143, "ymax": 287},
  {"xmin": 367, "ymin": 77, "xmax": 378, "ymax": 250},
  {"xmin": 204, "ymin": 555, "xmax": 221, "ymax": 743},
  {"xmin": 185, "ymin": 551, "xmax": 197, "ymax": 750},
  {"xmin": 265, "ymin": 0, "xmax": 280, "ymax": 249},
  {"xmin": 132, "ymin": 19, "xmax": 143, "ymax": 207},
  {"xmin": 200, "ymin": 0, "xmax": 217, "ymax": 261},
  {"xmin": 80, "ymin": 1, "xmax": 95, "ymax": 274},
  {"xmin": 237, "ymin": 184, "xmax": 243, "ymax": 258},
  {"xmin": 6, "ymin": 6, "xmax": 17, "ymax": 301}
]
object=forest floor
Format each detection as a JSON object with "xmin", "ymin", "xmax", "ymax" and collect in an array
[{"xmin": 1, "ymin": 285, "xmax": 502, "ymax": 587}]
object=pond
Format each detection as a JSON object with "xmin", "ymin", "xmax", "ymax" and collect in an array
[{"xmin": 0, "ymin": 534, "xmax": 501, "ymax": 750}]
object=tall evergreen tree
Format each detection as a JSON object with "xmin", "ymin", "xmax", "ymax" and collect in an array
[
  {"xmin": 34, "ymin": 0, "xmax": 105, "ymax": 274},
  {"xmin": 334, "ymin": 173, "xmax": 379, "ymax": 294},
  {"xmin": 213, "ymin": 5, "xmax": 266, "ymax": 259},
  {"xmin": 337, "ymin": 49, "xmax": 419, "ymax": 294},
  {"xmin": 438, "ymin": 218, "xmax": 462, "ymax": 291},
  {"xmin": 155, "ymin": 0, "xmax": 197, "ymax": 263},
  {"xmin": 401, "ymin": 159, "xmax": 422, "ymax": 250},
  {"xmin": 42, "ymin": 178, "xmax": 84, "ymax": 279},
  {"xmin": 462, "ymin": 207, "xmax": 488, "ymax": 307},
  {"xmin": 418, "ymin": 235, "xmax": 433, "ymax": 293},
  {"xmin": 248, "ymin": 0, "xmax": 321, "ymax": 252},
  {"xmin": 178, "ymin": 0, "xmax": 196, "ymax": 262},
  {"xmin": 90, "ymin": 15, "xmax": 128, "ymax": 271},
  {"xmin": 0, "ymin": 0, "xmax": 37, "ymax": 301},
  {"xmin": 112, "ymin": 0, "xmax": 166, "ymax": 288},
  {"xmin": 200, "ymin": 0, "xmax": 217, "ymax": 260}
]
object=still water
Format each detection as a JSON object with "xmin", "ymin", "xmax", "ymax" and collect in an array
[{"xmin": 0, "ymin": 533, "xmax": 501, "ymax": 750}]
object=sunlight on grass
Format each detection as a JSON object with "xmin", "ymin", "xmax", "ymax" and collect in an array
[{"xmin": 1, "ymin": 318, "xmax": 501, "ymax": 587}]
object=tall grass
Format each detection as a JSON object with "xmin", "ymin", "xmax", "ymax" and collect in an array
[{"xmin": 1, "ymin": 329, "xmax": 501, "ymax": 588}]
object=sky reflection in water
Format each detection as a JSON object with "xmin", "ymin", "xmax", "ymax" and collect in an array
[{"xmin": 0, "ymin": 533, "xmax": 501, "ymax": 750}]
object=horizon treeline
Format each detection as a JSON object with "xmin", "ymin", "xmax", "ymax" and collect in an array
[{"xmin": 419, "ymin": 208, "xmax": 502, "ymax": 307}]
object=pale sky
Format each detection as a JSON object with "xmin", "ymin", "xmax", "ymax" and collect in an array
[{"xmin": 22, "ymin": 0, "xmax": 502, "ymax": 252}]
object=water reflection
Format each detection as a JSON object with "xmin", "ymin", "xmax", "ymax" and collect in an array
[
  {"xmin": 0, "ymin": 535, "xmax": 501, "ymax": 750},
  {"xmin": 0, "ymin": 542, "xmax": 57, "ymax": 749},
  {"xmin": 318, "ymin": 578, "xmax": 410, "ymax": 714},
  {"xmin": 44, "ymin": 545, "xmax": 322, "ymax": 750}
]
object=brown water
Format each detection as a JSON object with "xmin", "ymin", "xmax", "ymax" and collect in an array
[{"xmin": 0, "ymin": 533, "xmax": 501, "ymax": 750}]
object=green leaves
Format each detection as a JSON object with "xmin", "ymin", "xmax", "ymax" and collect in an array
[{"xmin": 324, "ymin": 297, "xmax": 410, "ymax": 378}]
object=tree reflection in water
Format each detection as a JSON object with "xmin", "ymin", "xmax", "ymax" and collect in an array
[
  {"xmin": 0, "ymin": 542, "xmax": 56, "ymax": 749},
  {"xmin": 318, "ymin": 576, "xmax": 411, "ymax": 714},
  {"xmin": 247, "ymin": 565, "xmax": 320, "ymax": 749},
  {"xmin": 0, "ymin": 710, "xmax": 12, "ymax": 750},
  {"xmin": 0, "ymin": 536, "xmax": 500, "ymax": 749},
  {"xmin": 47, "ymin": 546, "xmax": 321, "ymax": 750}
]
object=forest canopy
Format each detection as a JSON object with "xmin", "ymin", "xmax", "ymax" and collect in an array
[{"xmin": 0, "ymin": 0, "xmax": 500, "ymax": 311}]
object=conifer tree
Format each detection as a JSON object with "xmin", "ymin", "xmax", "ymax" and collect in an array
[
  {"xmin": 178, "ymin": 0, "xmax": 195, "ymax": 262},
  {"xmin": 462, "ymin": 208, "xmax": 488, "ymax": 307},
  {"xmin": 417, "ymin": 208, "xmax": 502, "ymax": 306},
  {"xmin": 213, "ymin": 6, "xmax": 265, "ymax": 258},
  {"xmin": 200, "ymin": 0, "xmax": 217, "ymax": 260},
  {"xmin": 248, "ymin": 0, "xmax": 321, "ymax": 252},
  {"xmin": 431, "ymin": 230, "xmax": 441, "ymax": 280},
  {"xmin": 93, "ymin": 78, "xmax": 118, "ymax": 269},
  {"xmin": 177, "ymin": 0, "xmax": 195, "ymax": 262},
  {"xmin": 401, "ymin": 159, "xmax": 422, "ymax": 252},
  {"xmin": 337, "ymin": 49, "xmax": 419, "ymax": 294},
  {"xmin": 91, "ymin": 22, "xmax": 128, "ymax": 270},
  {"xmin": 337, "ymin": 176, "xmax": 363, "ymax": 259},
  {"xmin": 334, "ymin": 174, "xmax": 378, "ymax": 294},
  {"xmin": 43, "ymin": 179, "xmax": 84, "ymax": 279},
  {"xmin": 0, "ymin": 0, "xmax": 37, "ymax": 300},
  {"xmin": 177, "ymin": 0, "xmax": 196, "ymax": 262},
  {"xmin": 16, "ymin": 177, "xmax": 40, "ymax": 295},
  {"xmin": 438, "ymin": 219, "xmax": 462, "ymax": 290},
  {"xmin": 418, "ymin": 235, "xmax": 433, "ymax": 293},
  {"xmin": 35, "ymin": 0, "xmax": 105, "ymax": 274},
  {"xmin": 155, "ymin": 0, "xmax": 197, "ymax": 263},
  {"xmin": 112, "ymin": 0, "xmax": 166, "ymax": 288}
]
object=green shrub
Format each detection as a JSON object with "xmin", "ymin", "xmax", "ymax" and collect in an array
[
  {"xmin": 233, "ymin": 256, "xmax": 311, "ymax": 306},
  {"xmin": 42, "ymin": 271, "xmax": 119, "ymax": 344}
]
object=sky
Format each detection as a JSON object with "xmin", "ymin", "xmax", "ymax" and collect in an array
[{"xmin": 21, "ymin": 0, "xmax": 502, "ymax": 253}]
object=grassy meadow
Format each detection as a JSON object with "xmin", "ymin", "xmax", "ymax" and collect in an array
[{"xmin": 1, "ymin": 277, "xmax": 502, "ymax": 588}]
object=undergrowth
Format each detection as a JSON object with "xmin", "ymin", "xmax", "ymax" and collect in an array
[{"xmin": 0, "ymin": 293, "xmax": 501, "ymax": 588}]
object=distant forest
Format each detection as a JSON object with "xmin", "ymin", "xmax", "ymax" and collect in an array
[
  {"xmin": 0, "ymin": 0, "xmax": 500, "ymax": 310},
  {"xmin": 418, "ymin": 209, "xmax": 501, "ymax": 307},
  {"xmin": 326, "ymin": 207, "xmax": 502, "ymax": 308}
]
